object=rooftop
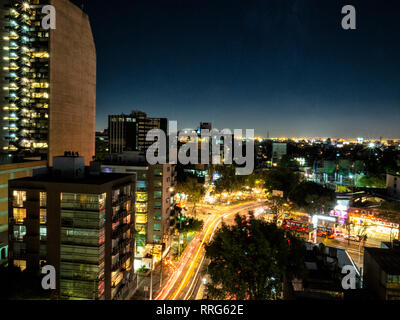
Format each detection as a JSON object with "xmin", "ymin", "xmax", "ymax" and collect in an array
[
  {"xmin": 365, "ymin": 247, "xmax": 400, "ymax": 275},
  {"xmin": 9, "ymin": 171, "xmax": 134, "ymax": 186}
]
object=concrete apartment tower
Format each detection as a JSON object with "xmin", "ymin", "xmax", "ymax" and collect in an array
[{"xmin": 0, "ymin": 0, "xmax": 96, "ymax": 166}]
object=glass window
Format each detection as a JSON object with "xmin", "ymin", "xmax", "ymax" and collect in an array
[
  {"xmin": 136, "ymin": 192, "xmax": 148, "ymax": 202},
  {"xmin": 154, "ymin": 201, "xmax": 162, "ymax": 209},
  {"xmin": 154, "ymin": 180, "xmax": 162, "ymax": 188},
  {"xmin": 137, "ymin": 172, "xmax": 147, "ymax": 180},
  {"xmin": 40, "ymin": 227, "xmax": 47, "ymax": 241},
  {"xmin": 153, "ymin": 235, "xmax": 161, "ymax": 243},
  {"xmin": 154, "ymin": 191, "xmax": 162, "ymax": 199},
  {"xmin": 153, "ymin": 224, "xmax": 161, "ymax": 232},
  {"xmin": 40, "ymin": 209, "xmax": 47, "ymax": 224},
  {"xmin": 388, "ymin": 275, "xmax": 400, "ymax": 284},
  {"xmin": 136, "ymin": 225, "xmax": 146, "ymax": 235},
  {"xmin": 154, "ymin": 213, "xmax": 162, "ymax": 220},
  {"xmin": 13, "ymin": 242, "xmax": 26, "ymax": 256},
  {"xmin": 136, "ymin": 202, "xmax": 147, "ymax": 213},
  {"xmin": 13, "ymin": 190, "xmax": 26, "ymax": 207},
  {"xmin": 154, "ymin": 169, "xmax": 163, "ymax": 176},
  {"xmin": 13, "ymin": 260, "xmax": 26, "ymax": 271},
  {"xmin": 39, "ymin": 244, "xmax": 47, "ymax": 258},
  {"xmin": 13, "ymin": 208, "xmax": 26, "ymax": 224},
  {"xmin": 137, "ymin": 181, "xmax": 147, "ymax": 190},
  {"xmin": 13, "ymin": 225, "xmax": 26, "ymax": 241},
  {"xmin": 40, "ymin": 192, "xmax": 47, "ymax": 207},
  {"xmin": 136, "ymin": 214, "xmax": 147, "ymax": 224},
  {"xmin": 61, "ymin": 193, "xmax": 100, "ymax": 210}
]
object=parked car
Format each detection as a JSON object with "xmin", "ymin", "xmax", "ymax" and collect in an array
[{"xmin": 344, "ymin": 234, "xmax": 361, "ymax": 242}]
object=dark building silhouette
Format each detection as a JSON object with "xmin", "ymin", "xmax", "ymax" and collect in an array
[{"xmin": 108, "ymin": 110, "xmax": 167, "ymax": 154}]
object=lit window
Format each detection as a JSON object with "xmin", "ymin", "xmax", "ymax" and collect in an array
[
  {"xmin": 13, "ymin": 190, "xmax": 26, "ymax": 207},
  {"xmin": 40, "ymin": 209, "xmax": 47, "ymax": 224},
  {"xmin": 136, "ymin": 214, "xmax": 147, "ymax": 224},
  {"xmin": 13, "ymin": 208, "xmax": 26, "ymax": 224},
  {"xmin": 13, "ymin": 260, "xmax": 26, "ymax": 271}
]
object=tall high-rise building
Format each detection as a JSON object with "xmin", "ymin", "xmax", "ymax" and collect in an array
[
  {"xmin": 108, "ymin": 110, "xmax": 167, "ymax": 154},
  {"xmin": 0, "ymin": 0, "xmax": 96, "ymax": 165},
  {"xmin": 8, "ymin": 155, "xmax": 136, "ymax": 300}
]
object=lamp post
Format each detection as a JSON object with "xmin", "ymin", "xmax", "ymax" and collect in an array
[{"xmin": 149, "ymin": 255, "xmax": 154, "ymax": 300}]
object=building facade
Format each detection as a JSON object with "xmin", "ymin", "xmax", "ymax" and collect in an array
[
  {"xmin": 101, "ymin": 152, "xmax": 176, "ymax": 269},
  {"xmin": 8, "ymin": 156, "xmax": 136, "ymax": 300},
  {"xmin": 108, "ymin": 110, "xmax": 167, "ymax": 154},
  {"xmin": 0, "ymin": 0, "xmax": 96, "ymax": 165},
  {"xmin": 364, "ymin": 244, "xmax": 400, "ymax": 300},
  {"xmin": 0, "ymin": 159, "xmax": 47, "ymax": 263},
  {"xmin": 387, "ymin": 174, "xmax": 400, "ymax": 197}
]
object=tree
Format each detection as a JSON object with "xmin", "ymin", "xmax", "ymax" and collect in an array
[
  {"xmin": 205, "ymin": 214, "xmax": 306, "ymax": 300},
  {"xmin": 176, "ymin": 216, "xmax": 204, "ymax": 255},
  {"xmin": 268, "ymin": 195, "xmax": 289, "ymax": 225},
  {"xmin": 289, "ymin": 182, "xmax": 336, "ymax": 216},
  {"xmin": 356, "ymin": 175, "xmax": 386, "ymax": 188},
  {"xmin": 278, "ymin": 155, "xmax": 299, "ymax": 170},
  {"xmin": 213, "ymin": 164, "xmax": 245, "ymax": 194},
  {"xmin": 176, "ymin": 177, "xmax": 206, "ymax": 217},
  {"xmin": 177, "ymin": 217, "xmax": 203, "ymax": 244},
  {"xmin": 264, "ymin": 168, "xmax": 300, "ymax": 199}
]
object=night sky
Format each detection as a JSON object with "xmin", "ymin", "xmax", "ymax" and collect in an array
[{"xmin": 72, "ymin": 0, "xmax": 400, "ymax": 138}]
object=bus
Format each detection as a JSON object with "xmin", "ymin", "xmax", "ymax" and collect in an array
[{"xmin": 282, "ymin": 219, "xmax": 335, "ymax": 239}]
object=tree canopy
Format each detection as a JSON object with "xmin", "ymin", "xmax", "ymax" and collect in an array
[
  {"xmin": 205, "ymin": 214, "xmax": 306, "ymax": 300},
  {"xmin": 176, "ymin": 177, "xmax": 206, "ymax": 215},
  {"xmin": 263, "ymin": 168, "xmax": 300, "ymax": 198},
  {"xmin": 289, "ymin": 182, "xmax": 336, "ymax": 215},
  {"xmin": 356, "ymin": 175, "xmax": 386, "ymax": 189}
]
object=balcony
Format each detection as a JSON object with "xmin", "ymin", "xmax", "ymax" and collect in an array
[
  {"xmin": 112, "ymin": 223, "xmax": 131, "ymax": 239},
  {"xmin": 112, "ymin": 194, "xmax": 131, "ymax": 206},
  {"xmin": 112, "ymin": 209, "xmax": 130, "ymax": 223}
]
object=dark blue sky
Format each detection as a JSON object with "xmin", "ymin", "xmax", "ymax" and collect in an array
[{"xmin": 74, "ymin": 0, "xmax": 400, "ymax": 138}]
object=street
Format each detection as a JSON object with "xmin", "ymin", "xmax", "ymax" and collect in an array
[{"xmin": 155, "ymin": 201, "xmax": 263, "ymax": 300}]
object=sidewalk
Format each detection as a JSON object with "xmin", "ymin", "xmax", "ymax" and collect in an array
[{"xmin": 130, "ymin": 261, "xmax": 173, "ymax": 300}]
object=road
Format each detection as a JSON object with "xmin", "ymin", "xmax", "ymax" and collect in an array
[
  {"xmin": 155, "ymin": 200, "xmax": 384, "ymax": 300},
  {"xmin": 155, "ymin": 201, "xmax": 263, "ymax": 300},
  {"xmin": 295, "ymin": 232, "xmax": 383, "ymax": 270}
]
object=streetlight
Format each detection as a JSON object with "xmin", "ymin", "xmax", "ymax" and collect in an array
[{"xmin": 149, "ymin": 255, "xmax": 155, "ymax": 300}]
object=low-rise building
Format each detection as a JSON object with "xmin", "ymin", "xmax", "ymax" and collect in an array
[
  {"xmin": 387, "ymin": 174, "xmax": 400, "ymax": 197},
  {"xmin": 363, "ymin": 242, "xmax": 400, "ymax": 300},
  {"xmin": 0, "ymin": 160, "xmax": 48, "ymax": 263},
  {"xmin": 285, "ymin": 242, "xmax": 361, "ymax": 300},
  {"xmin": 8, "ymin": 155, "xmax": 136, "ymax": 300}
]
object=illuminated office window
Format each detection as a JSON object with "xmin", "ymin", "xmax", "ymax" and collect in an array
[{"xmin": 13, "ymin": 190, "xmax": 26, "ymax": 207}]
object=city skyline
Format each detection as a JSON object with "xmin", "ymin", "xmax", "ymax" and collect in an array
[{"xmin": 73, "ymin": 0, "xmax": 400, "ymax": 138}]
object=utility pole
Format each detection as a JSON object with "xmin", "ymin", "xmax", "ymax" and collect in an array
[
  {"xmin": 178, "ymin": 213, "xmax": 183, "ymax": 256},
  {"xmin": 149, "ymin": 256, "xmax": 154, "ymax": 300},
  {"xmin": 160, "ymin": 238, "xmax": 166, "ymax": 289},
  {"xmin": 160, "ymin": 256, "xmax": 163, "ymax": 289}
]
